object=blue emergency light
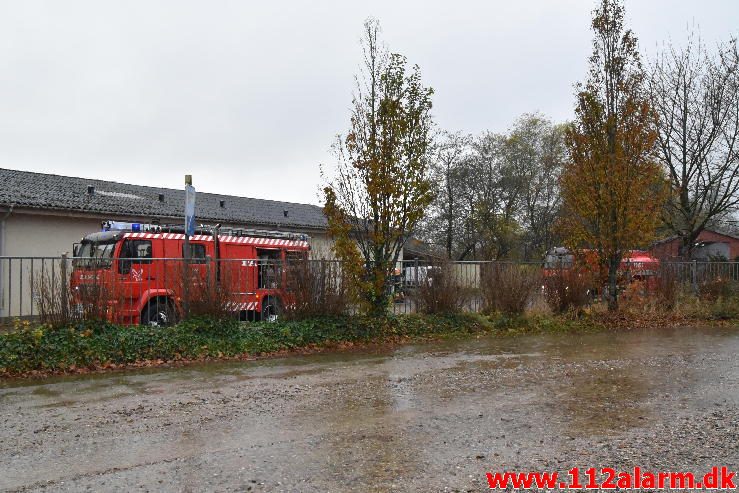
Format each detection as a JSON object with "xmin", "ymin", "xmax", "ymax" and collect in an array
[{"xmin": 102, "ymin": 221, "xmax": 147, "ymax": 232}]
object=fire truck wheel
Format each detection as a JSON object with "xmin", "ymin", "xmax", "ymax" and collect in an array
[
  {"xmin": 261, "ymin": 296, "xmax": 281, "ymax": 322},
  {"xmin": 142, "ymin": 299, "xmax": 176, "ymax": 327}
]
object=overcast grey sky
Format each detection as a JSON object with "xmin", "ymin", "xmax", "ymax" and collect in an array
[{"xmin": 1, "ymin": 1, "xmax": 737, "ymax": 205}]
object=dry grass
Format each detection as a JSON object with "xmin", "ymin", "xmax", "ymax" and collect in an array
[
  {"xmin": 283, "ymin": 260, "xmax": 349, "ymax": 320},
  {"xmin": 414, "ymin": 261, "xmax": 470, "ymax": 315},
  {"xmin": 481, "ymin": 263, "xmax": 541, "ymax": 315},
  {"xmin": 698, "ymin": 277, "xmax": 737, "ymax": 302},
  {"xmin": 542, "ymin": 267, "xmax": 594, "ymax": 314},
  {"xmin": 33, "ymin": 260, "xmax": 117, "ymax": 327},
  {"xmin": 653, "ymin": 265, "xmax": 681, "ymax": 310},
  {"xmin": 606, "ymin": 269, "xmax": 739, "ymax": 323}
]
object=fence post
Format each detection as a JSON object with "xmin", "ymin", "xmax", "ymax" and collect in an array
[
  {"xmin": 60, "ymin": 253, "xmax": 69, "ymax": 321},
  {"xmin": 691, "ymin": 259, "xmax": 698, "ymax": 295}
]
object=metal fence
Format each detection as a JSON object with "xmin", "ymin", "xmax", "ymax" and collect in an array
[
  {"xmin": 0, "ymin": 256, "xmax": 737, "ymax": 324},
  {"xmin": 659, "ymin": 261, "xmax": 739, "ymax": 287},
  {"xmin": 389, "ymin": 260, "xmax": 542, "ymax": 315},
  {"xmin": 0, "ymin": 257, "xmax": 63, "ymax": 321}
]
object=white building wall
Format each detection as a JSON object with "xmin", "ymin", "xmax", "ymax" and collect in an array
[{"xmin": 308, "ymin": 234, "xmax": 337, "ymax": 260}]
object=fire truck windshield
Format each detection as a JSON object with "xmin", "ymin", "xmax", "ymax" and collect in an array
[
  {"xmin": 74, "ymin": 241, "xmax": 116, "ymax": 269},
  {"xmin": 544, "ymin": 254, "xmax": 574, "ymax": 269}
]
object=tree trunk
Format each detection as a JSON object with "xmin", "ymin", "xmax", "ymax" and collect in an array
[
  {"xmin": 446, "ymin": 180, "xmax": 454, "ymax": 259},
  {"xmin": 680, "ymin": 234, "xmax": 692, "ymax": 260},
  {"xmin": 607, "ymin": 255, "xmax": 619, "ymax": 311},
  {"xmin": 679, "ymin": 228, "xmax": 703, "ymax": 260},
  {"xmin": 367, "ymin": 256, "xmax": 390, "ymax": 317}
]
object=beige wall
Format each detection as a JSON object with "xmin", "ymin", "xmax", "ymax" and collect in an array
[
  {"xmin": 0, "ymin": 211, "xmax": 333, "ymax": 259},
  {"xmin": 0, "ymin": 212, "xmax": 102, "ymax": 317},
  {"xmin": 307, "ymin": 235, "xmax": 404, "ymax": 263},
  {"xmin": 3, "ymin": 212, "xmax": 101, "ymax": 257},
  {"xmin": 308, "ymin": 233, "xmax": 337, "ymax": 260}
]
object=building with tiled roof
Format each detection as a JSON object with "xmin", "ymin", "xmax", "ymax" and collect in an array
[{"xmin": 0, "ymin": 168, "xmax": 328, "ymax": 232}]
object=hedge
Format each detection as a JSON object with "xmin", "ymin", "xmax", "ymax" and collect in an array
[{"xmin": 0, "ymin": 314, "xmax": 495, "ymax": 376}]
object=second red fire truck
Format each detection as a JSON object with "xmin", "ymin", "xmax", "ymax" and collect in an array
[{"xmin": 543, "ymin": 246, "xmax": 660, "ymax": 294}]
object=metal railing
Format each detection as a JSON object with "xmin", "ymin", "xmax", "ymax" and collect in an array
[
  {"xmin": 0, "ymin": 256, "xmax": 65, "ymax": 321},
  {"xmin": 659, "ymin": 261, "xmax": 739, "ymax": 289},
  {"xmin": 0, "ymin": 256, "xmax": 737, "ymax": 324}
]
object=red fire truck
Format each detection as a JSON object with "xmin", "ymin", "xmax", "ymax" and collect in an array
[
  {"xmin": 543, "ymin": 247, "xmax": 660, "ymax": 293},
  {"xmin": 70, "ymin": 221, "xmax": 310, "ymax": 325}
]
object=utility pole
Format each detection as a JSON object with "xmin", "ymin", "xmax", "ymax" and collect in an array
[
  {"xmin": 184, "ymin": 174, "xmax": 194, "ymax": 260},
  {"xmin": 183, "ymin": 174, "xmax": 195, "ymax": 317}
]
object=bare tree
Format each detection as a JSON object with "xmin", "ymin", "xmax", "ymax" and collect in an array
[
  {"xmin": 505, "ymin": 114, "xmax": 568, "ymax": 259},
  {"xmin": 449, "ymin": 150, "xmax": 486, "ymax": 260},
  {"xmin": 469, "ymin": 131, "xmax": 519, "ymax": 260},
  {"xmin": 649, "ymin": 33, "xmax": 739, "ymax": 258},
  {"xmin": 456, "ymin": 119, "xmax": 566, "ymax": 261},
  {"xmin": 422, "ymin": 115, "xmax": 567, "ymax": 261},
  {"xmin": 421, "ymin": 132, "xmax": 506, "ymax": 261},
  {"xmin": 425, "ymin": 131, "xmax": 473, "ymax": 259}
]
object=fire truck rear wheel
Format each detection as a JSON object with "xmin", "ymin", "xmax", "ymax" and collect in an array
[
  {"xmin": 142, "ymin": 299, "xmax": 176, "ymax": 327},
  {"xmin": 261, "ymin": 296, "xmax": 281, "ymax": 322}
]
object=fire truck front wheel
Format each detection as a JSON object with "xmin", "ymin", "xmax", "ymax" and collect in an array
[
  {"xmin": 141, "ymin": 298, "xmax": 177, "ymax": 327},
  {"xmin": 261, "ymin": 296, "xmax": 281, "ymax": 322}
]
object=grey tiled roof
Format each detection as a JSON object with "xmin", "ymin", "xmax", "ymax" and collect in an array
[{"xmin": 0, "ymin": 168, "xmax": 328, "ymax": 230}]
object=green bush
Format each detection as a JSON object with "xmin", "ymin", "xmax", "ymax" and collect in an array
[{"xmin": 0, "ymin": 314, "xmax": 491, "ymax": 376}]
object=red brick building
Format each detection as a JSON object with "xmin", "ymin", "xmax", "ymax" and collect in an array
[{"xmin": 651, "ymin": 229, "xmax": 739, "ymax": 261}]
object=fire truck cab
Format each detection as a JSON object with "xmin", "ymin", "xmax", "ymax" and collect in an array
[{"xmin": 71, "ymin": 221, "xmax": 310, "ymax": 325}]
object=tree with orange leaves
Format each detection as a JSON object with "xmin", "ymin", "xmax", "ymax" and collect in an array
[
  {"xmin": 560, "ymin": 0, "xmax": 666, "ymax": 311},
  {"xmin": 323, "ymin": 19, "xmax": 434, "ymax": 316}
]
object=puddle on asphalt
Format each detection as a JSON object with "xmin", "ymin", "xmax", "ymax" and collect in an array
[
  {"xmin": 0, "ymin": 328, "xmax": 739, "ymax": 491},
  {"xmin": 1, "ymin": 324, "xmax": 738, "ymax": 493},
  {"xmin": 31, "ymin": 386, "xmax": 62, "ymax": 397}
]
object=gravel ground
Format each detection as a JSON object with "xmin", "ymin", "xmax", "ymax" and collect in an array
[{"xmin": 1, "ymin": 325, "xmax": 738, "ymax": 492}]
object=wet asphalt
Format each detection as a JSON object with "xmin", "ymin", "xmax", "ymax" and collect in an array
[{"xmin": 1, "ymin": 326, "xmax": 738, "ymax": 492}]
